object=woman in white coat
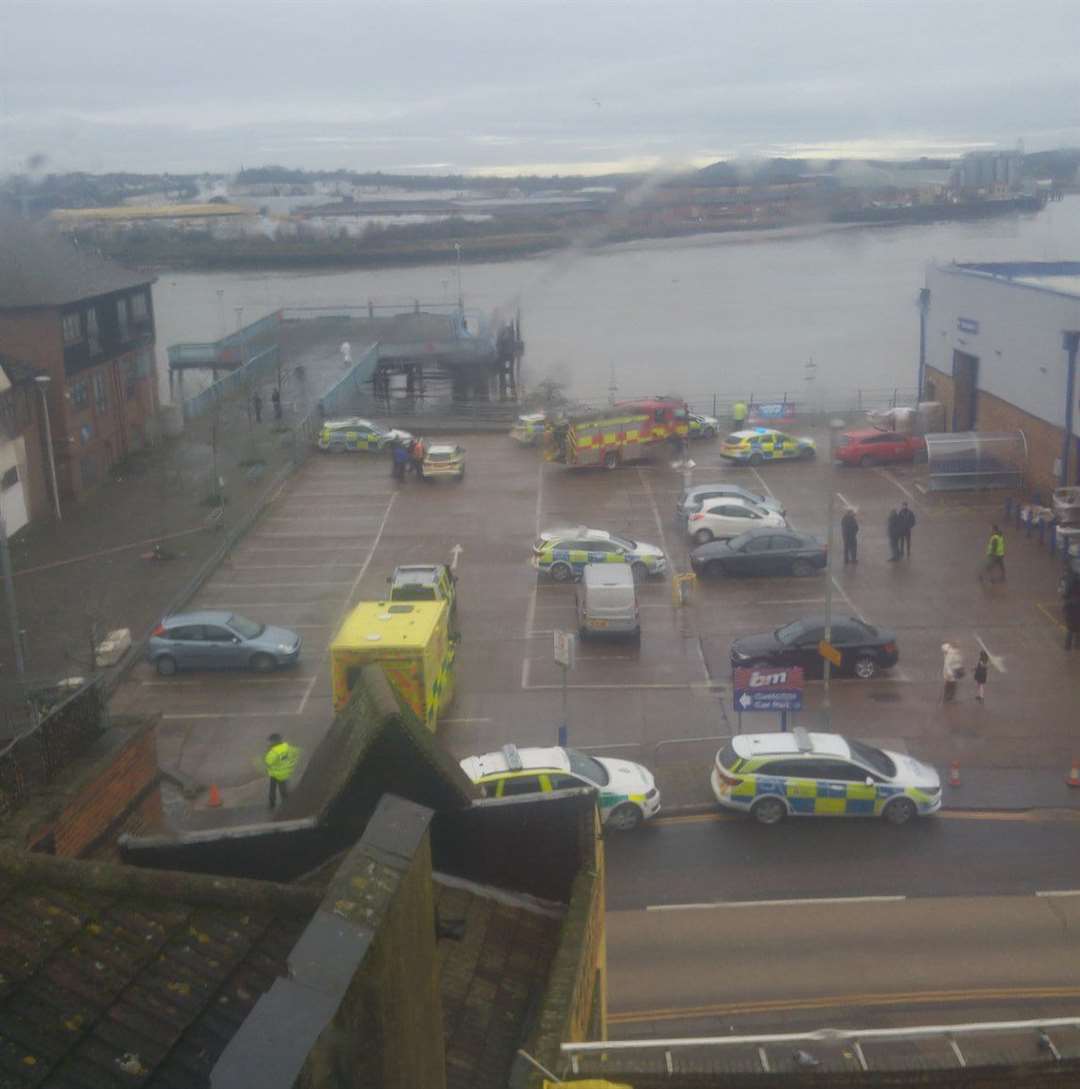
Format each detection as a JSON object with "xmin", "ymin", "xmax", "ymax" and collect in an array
[{"xmin": 942, "ymin": 642, "xmax": 965, "ymax": 702}]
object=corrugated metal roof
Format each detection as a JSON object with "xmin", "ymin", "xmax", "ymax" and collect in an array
[{"xmin": 0, "ymin": 216, "xmax": 154, "ymax": 309}]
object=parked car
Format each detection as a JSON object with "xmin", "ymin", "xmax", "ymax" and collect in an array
[
  {"xmin": 686, "ymin": 496, "xmax": 787, "ymax": 545},
  {"xmin": 577, "ymin": 564, "xmax": 640, "ymax": 639},
  {"xmin": 691, "ymin": 528, "xmax": 826, "ymax": 578},
  {"xmin": 459, "ymin": 743, "xmax": 661, "ymax": 830},
  {"xmin": 147, "ymin": 611, "xmax": 302, "ymax": 676},
  {"xmin": 720, "ymin": 427, "xmax": 815, "ymax": 465},
  {"xmin": 675, "ymin": 483, "xmax": 785, "ymax": 528},
  {"xmin": 510, "ymin": 412, "xmax": 547, "ymax": 445},
  {"xmin": 533, "ymin": 527, "xmax": 667, "ymax": 582},
  {"xmin": 688, "ymin": 412, "xmax": 721, "ymax": 439},
  {"xmin": 710, "ymin": 728, "xmax": 941, "ymax": 825},
  {"xmin": 834, "ymin": 429, "xmax": 926, "ymax": 467},
  {"xmin": 422, "ymin": 443, "xmax": 465, "ymax": 480},
  {"xmin": 388, "ymin": 563, "xmax": 457, "ymax": 623},
  {"xmin": 317, "ymin": 418, "xmax": 412, "ymax": 453},
  {"xmin": 730, "ymin": 615, "xmax": 899, "ymax": 679}
]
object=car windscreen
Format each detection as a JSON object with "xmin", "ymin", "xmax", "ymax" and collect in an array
[
  {"xmin": 724, "ymin": 434, "xmax": 744, "ymax": 444},
  {"xmin": 427, "ymin": 452, "xmax": 452, "ymax": 461},
  {"xmin": 566, "ymin": 749, "xmax": 610, "ymax": 786},
  {"xmin": 228, "ymin": 614, "xmax": 264, "ymax": 639},
  {"xmin": 837, "ymin": 435, "xmax": 852, "ymax": 446},
  {"xmin": 848, "ymin": 739, "xmax": 896, "ymax": 778},
  {"xmin": 775, "ymin": 620, "xmax": 806, "ymax": 644},
  {"xmin": 717, "ymin": 741, "xmax": 742, "ymax": 771}
]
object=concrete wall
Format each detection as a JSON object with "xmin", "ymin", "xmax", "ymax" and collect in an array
[{"xmin": 925, "ymin": 265, "xmax": 1080, "ymax": 437}]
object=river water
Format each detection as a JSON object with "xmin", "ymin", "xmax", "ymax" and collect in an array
[{"xmin": 151, "ymin": 195, "xmax": 1080, "ymax": 408}]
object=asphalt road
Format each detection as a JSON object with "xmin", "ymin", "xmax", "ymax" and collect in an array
[{"xmin": 606, "ymin": 810, "xmax": 1080, "ymax": 910}]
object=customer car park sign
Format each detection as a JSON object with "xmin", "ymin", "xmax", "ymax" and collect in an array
[{"xmin": 733, "ymin": 666, "xmax": 804, "ymax": 712}]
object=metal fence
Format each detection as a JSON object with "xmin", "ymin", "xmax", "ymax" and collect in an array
[
  {"xmin": 181, "ymin": 340, "xmax": 281, "ymax": 422},
  {"xmin": 0, "ymin": 681, "xmax": 105, "ymax": 820}
]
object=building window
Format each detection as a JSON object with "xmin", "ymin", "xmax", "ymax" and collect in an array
[
  {"xmin": 117, "ymin": 297, "xmax": 130, "ymax": 340},
  {"xmin": 70, "ymin": 380, "xmax": 89, "ymax": 409},
  {"xmin": 130, "ymin": 291, "xmax": 149, "ymax": 321},
  {"xmin": 62, "ymin": 312, "xmax": 82, "ymax": 345},
  {"xmin": 125, "ymin": 359, "xmax": 138, "ymax": 400},
  {"xmin": 86, "ymin": 307, "xmax": 102, "ymax": 355},
  {"xmin": 93, "ymin": 372, "xmax": 107, "ymax": 414}
]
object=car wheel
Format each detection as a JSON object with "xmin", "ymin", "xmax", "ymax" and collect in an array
[
  {"xmin": 631, "ymin": 561, "xmax": 649, "ymax": 583},
  {"xmin": 703, "ymin": 426, "xmax": 716, "ymax": 439},
  {"xmin": 802, "ymin": 447, "xmax": 816, "ymax": 459},
  {"xmin": 853, "ymin": 653, "xmax": 878, "ymax": 680},
  {"xmin": 883, "ymin": 797, "xmax": 917, "ymax": 826},
  {"xmin": 791, "ymin": 559, "xmax": 814, "ymax": 577},
  {"xmin": 706, "ymin": 560, "xmax": 726, "ymax": 578},
  {"xmin": 602, "ymin": 450, "xmax": 619, "ymax": 470},
  {"xmin": 550, "ymin": 562, "xmax": 573, "ymax": 583},
  {"xmin": 748, "ymin": 452, "xmax": 764, "ymax": 467},
  {"xmin": 155, "ymin": 655, "xmax": 177, "ymax": 677},
  {"xmin": 606, "ymin": 803, "xmax": 643, "ymax": 832},
  {"xmin": 250, "ymin": 652, "xmax": 277, "ymax": 674},
  {"xmin": 694, "ymin": 528, "xmax": 713, "ymax": 545},
  {"xmin": 859, "ymin": 454, "xmax": 874, "ymax": 468},
  {"xmin": 750, "ymin": 796, "xmax": 787, "ymax": 825}
]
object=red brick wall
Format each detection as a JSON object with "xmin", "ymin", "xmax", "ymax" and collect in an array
[{"xmin": 44, "ymin": 726, "xmax": 161, "ymax": 858}]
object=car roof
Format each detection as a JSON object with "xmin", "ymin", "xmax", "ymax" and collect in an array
[
  {"xmin": 391, "ymin": 565, "xmax": 444, "ymax": 586},
  {"xmin": 701, "ymin": 495, "xmax": 765, "ymax": 510},
  {"xmin": 732, "ymin": 729, "xmax": 852, "ymax": 761},
  {"xmin": 582, "ymin": 564, "xmax": 635, "ymax": 586},
  {"xmin": 461, "ymin": 745, "xmax": 570, "ymax": 779},
  {"xmin": 844, "ymin": 428, "xmax": 896, "ymax": 439},
  {"xmin": 727, "ymin": 429, "xmax": 767, "ymax": 439},
  {"xmin": 162, "ymin": 610, "xmax": 237, "ymax": 625},
  {"xmin": 687, "ymin": 483, "xmax": 753, "ymax": 497},
  {"xmin": 540, "ymin": 526, "xmax": 612, "ymax": 543}
]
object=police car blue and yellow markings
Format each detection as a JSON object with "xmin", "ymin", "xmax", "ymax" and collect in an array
[
  {"xmin": 317, "ymin": 418, "xmax": 411, "ymax": 453},
  {"xmin": 459, "ymin": 744, "xmax": 661, "ymax": 828},
  {"xmin": 720, "ymin": 428, "xmax": 816, "ymax": 464},
  {"xmin": 711, "ymin": 729, "xmax": 941, "ymax": 825},
  {"xmin": 533, "ymin": 528, "xmax": 667, "ymax": 580}
]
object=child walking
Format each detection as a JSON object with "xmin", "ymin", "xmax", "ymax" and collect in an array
[{"xmin": 973, "ymin": 650, "xmax": 989, "ymax": 702}]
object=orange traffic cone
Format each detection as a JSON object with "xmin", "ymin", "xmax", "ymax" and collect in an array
[
  {"xmin": 948, "ymin": 761, "xmax": 961, "ymax": 788},
  {"xmin": 207, "ymin": 783, "xmax": 223, "ymax": 807},
  {"xmin": 1066, "ymin": 761, "xmax": 1080, "ymax": 788}
]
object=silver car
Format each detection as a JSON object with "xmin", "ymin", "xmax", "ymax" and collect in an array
[
  {"xmin": 147, "ymin": 610, "xmax": 302, "ymax": 676},
  {"xmin": 675, "ymin": 482, "xmax": 785, "ymax": 528}
]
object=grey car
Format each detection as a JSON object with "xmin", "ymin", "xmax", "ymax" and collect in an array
[
  {"xmin": 675, "ymin": 483, "xmax": 785, "ymax": 528},
  {"xmin": 147, "ymin": 610, "xmax": 303, "ymax": 676}
]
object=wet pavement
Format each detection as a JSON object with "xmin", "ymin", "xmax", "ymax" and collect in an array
[{"xmin": 111, "ymin": 425, "xmax": 1080, "ymax": 826}]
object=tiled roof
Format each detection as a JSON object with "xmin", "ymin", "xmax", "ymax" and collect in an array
[
  {"xmin": 0, "ymin": 855, "xmax": 316, "ymax": 1089},
  {"xmin": 0, "ymin": 217, "xmax": 154, "ymax": 310},
  {"xmin": 434, "ymin": 875, "xmax": 564, "ymax": 1089}
]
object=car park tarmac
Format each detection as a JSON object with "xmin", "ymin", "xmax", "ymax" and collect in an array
[{"xmin": 113, "ymin": 426, "xmax": 1080, "ymax": 826}]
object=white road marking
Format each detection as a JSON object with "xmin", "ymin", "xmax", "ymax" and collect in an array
[
  {"xmin": 523, "ymin": 462, "xmax": 545, "ymax": 689},
  {"xmin": 749, "ymin": 466, "xmax": 775, "ymax": 498},
  {"xmin": 973, "ymin": 632, "xmax": 1007, "ymax": 673},
  {"xmin": 835, "ymin": 491, "xmax": 855, "ymax": 510},
  {"xmin": 874, "ymin": 466, "xmax": 917, "ymax": 503},
  {"xmin": 646, "ymin": 895, "xmax": 907, "ymax": 912},
  {"xmin": 141, "ymin": 677, "xmax": 313, "ymax": 687},
  {"xmin": 208, "ymin": 582, "xmax": 354, "ymax": 589},
  {"xmin": 1036, "ymin": 890, "xmax": 1080, "ymax": 898},
  {"xmin": 442, "ymin": 717, "xmax": 493, "ymax": 724},
  {"xmin": 225, "ymin": 564, "xmax": 369, "ymax": 570},
  {"xmin": 759, "ymin": 597, "xmax": 826, "ymax": 605},
  {"xmin": 637, "ymin": 466, "xmax": 673, "ymax": 564},
  {"xmin": 296, "ymin": 674, "xmax": 319, "ymax": 715},
  {"xmin": 450, "ymin": 543, "xmax": 463, "ymax": 572},
  {"xmin": 830, "ymin": 574, "xmax": 865, "ymax": 620},
  {"xmin": 162, "ymin": 711, "xmax": 306, "ymax": 720}
]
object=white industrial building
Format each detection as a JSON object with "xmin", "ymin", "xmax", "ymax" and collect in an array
[{"xmin": 920, "ymin": 261, "xmax": 1080, "ymax": 498}]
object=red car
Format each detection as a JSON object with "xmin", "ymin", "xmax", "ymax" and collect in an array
[{"xmin": 835, "ymin": 429, "xmax": 925, "ymax": 467}]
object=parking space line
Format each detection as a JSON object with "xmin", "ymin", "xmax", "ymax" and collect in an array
[
  {"xmin": 759, "ymin": 597, "xmax": 826, "ymax": 605},
  {"xmin": 749, "ymin": 466, "xmax": 775, "ymax": 498},
  {"xmin": 874, "ymin": 466, "xmax": 917, "ymax": 503},
  {"xmin": 229, "ymin": 564, "xmax": 368, "ymax": 571},
  {"xmin": 326, "ymin": 493, "xmax": 397, "ymax": 644},
  {"xmin": 205, "ymin": 603, "xmax": 342, "ymax": 609},
  {"xmin": 162, "ymin": 711, "xmax": 306, "ymax": 720},
  {"xmin": 636, "ymin": 466, "xmax": 673, "ymax": 564},
  {"xmin": 835, "ymin": 491, "xmax": 855, "ymax": 510},
  {"xmin": 830, "ymin": 574, "xmax": 865, "ymax": 620},
  {"xmin": 443, "ymin": 717, "xmax": 493, "ymax": 724},
  {"xmin": 296, "ymin": 674, "xmax": 319, "ymax": 715},
  {"xmin": 141, "ymin": 677, "xmax": 313, "ymax": 687},
  {"xmin": 522, "ymin": 462, "xmax": 544, "ymax": 690},
  {"xmin": 1036, "ymin": 602, "xmax": 1066, "ymax": 632},
  {"xmin": 208, "ymin": 582, "xmax": 354, "ymax": 590},
  {"xmin": 647, "ymin": 894, "xmax": 906, "ymax": 912}
]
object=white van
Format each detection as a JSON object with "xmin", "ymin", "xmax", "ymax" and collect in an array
[{"xmin": 577, "ymin": 565, "xmax": 640, "ymax": 639}]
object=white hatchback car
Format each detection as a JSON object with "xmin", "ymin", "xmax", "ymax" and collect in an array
[{"xmin": 686, "ymin": 496, "xmax": 787, "ymax": 544}]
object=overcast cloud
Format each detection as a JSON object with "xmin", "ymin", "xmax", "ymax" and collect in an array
[{"xmin": 2, "ymin": 0, "xmax": 1078, "ymax": 176}]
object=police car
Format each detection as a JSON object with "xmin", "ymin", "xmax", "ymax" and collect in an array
[
  {"xmin": 720, "ymin": 428, "xmax": 816, "ymax": 466},
  {"xmin": 533, "ymin": 526, "xmax": 667, "ymax": 582},
  {"xmin": 510, "ymin": 412, "xmax": 546, "ymax": 445},
  {"xmin": 317, "ymin": 418, "xmax": 412, "ymax": 453},
  {"xmin": 460, "ymin": 743, "xmax": 661, "ymax": 831},
  {"xmin": 688, "ymin": 413, "xmax": 721, "ymax": 439},
  {"xmin": 711, "ymin": 727, "xmax": 941, "ymax": 826}
]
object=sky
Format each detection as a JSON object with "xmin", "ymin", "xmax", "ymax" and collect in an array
[{"xmin": 2, "ymin": 0, "xmax": 1079, "ymax": 178}]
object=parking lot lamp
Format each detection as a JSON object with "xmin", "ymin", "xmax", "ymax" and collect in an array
[{"xmin": 822, "ymin": 417, "xmax": 846, "ymax": 723}]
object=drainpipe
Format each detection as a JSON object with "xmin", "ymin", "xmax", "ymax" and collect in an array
[
  {"xmin": 1062, "ymin": 331, "xmax": 1079, "ymax": 486},
  {"xmin": 917, "ymin": 288, "xmax": 930, "ymax": 404}
]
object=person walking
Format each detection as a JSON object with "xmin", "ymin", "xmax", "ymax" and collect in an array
[
  {"xmin": 979, "ymin": 524, "xmax": 1006, "ymax": 583},
  {"xmin": 732, "ymin": 400, "xmax": 748, "ymax": 429},
  {"xmin": 973, "ymin": 650, "xmax": 989, "ymax": 702},
  {"xmin": 942, "ymin": 642, "xmax": 965, "ymax": 703},
  {"xmin": 896, "ymin": 501, "xmax": 916, "ymax": 558},
  {"xmin": 410, "ymin": 437, "xmax": 426, "ymax": 481},
  {"xmin": 252, "ymin": 391, "xmax": 263, "ymax": 423},
  {"xmin": 841, "ymin": 508, "xmax": 859, "ymax": 565},
  {"xmin": 391, "ymin": 440, "xmax": 409, "ymax": 481},
  {"xmin": 340, "ymin": 340, "xmax": 352, "ymax": 368},
  {"xmin": 271, "ymin": 388, "xmax": 282, "ymax": 421},
  {"xmin": 264, "ymin": 733, "xmax": 299, "ymax": 809},
  {"xmin": 1064, "ymin": 589, "xmax": 1080, "ymax": 650},
  {"xmin": 887, "ymin": 508, "xmax": 901, "ymax": 561}
]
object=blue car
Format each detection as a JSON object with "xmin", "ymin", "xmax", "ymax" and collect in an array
[{"xmin": 147, "ymin": 610, "xmax": 302, "ymax": 676}]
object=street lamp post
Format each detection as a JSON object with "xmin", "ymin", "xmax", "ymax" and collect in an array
[
  {"xmin": 822, "ymin": 417, "xmax": 846, "ymax": 723},
  {"xmin": 454, "ymin": 243, "xmax": 464, "ymax": 314},
  {"xmin": 34, "ymin": 376, "xmax": 61, "ymax": 521}
]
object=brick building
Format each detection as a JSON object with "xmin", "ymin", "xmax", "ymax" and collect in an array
[
  {"xmin": 922, "ymin": 262, "xmax": 1080, "ymax": 499},
  {"xmin": 0, "ymin": 217, "xmax": 158, "ymax": 511}
]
